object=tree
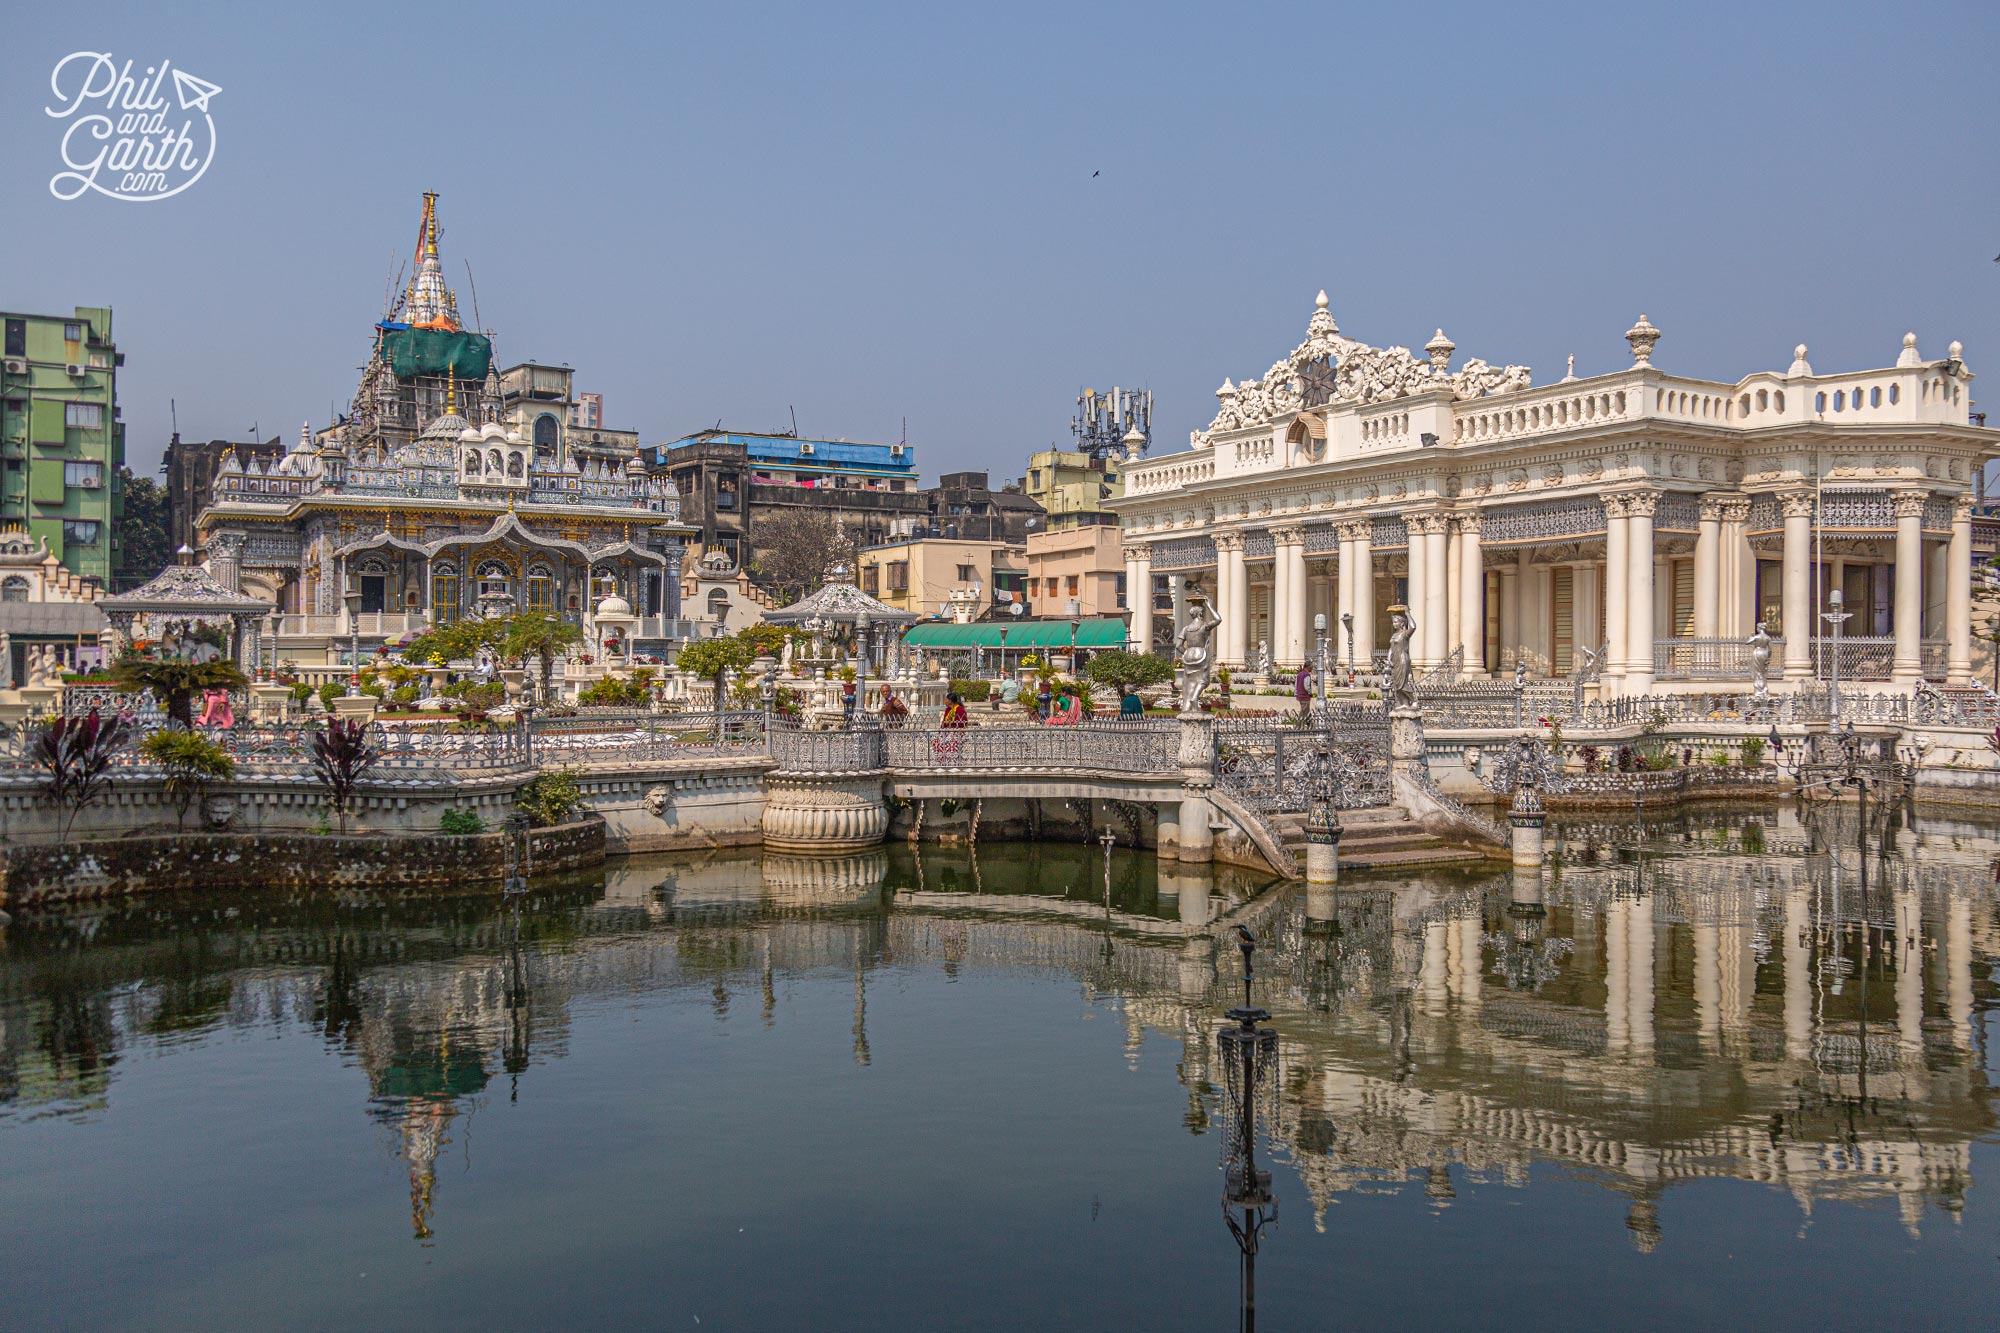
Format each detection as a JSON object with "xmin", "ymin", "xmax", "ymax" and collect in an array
[
  {"xmin": 114, "ymin": 467, "xmax": 174, "ymax": 591},
  {"xmin": 142, "ymin": 728, "xmax": 235, "ymax": 831},
  {"xmin": 1084, "ymin": 649, "xmax": 1174, "ymax": 695},
  {"xmin": 32, "ymin": 708, "xmax": 132, "ymax": 839},
  {"xmin": 675, "ymin": 636, "xmax": 754, "ymax": 706},
  {"xmin": 400, "ymin": 616, "xmax": 508, "ymax": 667},
  {"xmin": 747, "ymin": 508, "xmax": 841, "ymax": 603},
  {"xmin": 310, "ymin": 718, "xmax": 379, "ymax": 835},
  {"xmin": 111, "ymin": 655, "xmax": 249, "ymax": 729},
  {"xmin": 502, "ymin": 614, "xmax": 584, "ymax": 702}
]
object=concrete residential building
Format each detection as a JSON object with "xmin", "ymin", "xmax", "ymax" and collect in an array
[
  {"xmin": 648, "ymin": 429, "xmax": 925, "ymax": 570},
  {"xmin": 1024, "ymin": 447, "xmax": 1122, "ymax": 529},
  {"xmin": 0, "ymin": 305, "xmax": 124, "ymax": 585},
  {"xmin": 1110, "ymin": 292, "xmax": 2000, "ymax": 692},
  {"xmin": 856, "ymin": 535, "xmax": 1024, "ymax": 621},
  {"xmin": 1025, "ymin": 523, "xmax": 1126, "ymax": 619}
]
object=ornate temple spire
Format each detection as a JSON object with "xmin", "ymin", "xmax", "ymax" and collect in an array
[{"xmin": 401, "ymin": 191, "xmax": 461, "ymax": 331}]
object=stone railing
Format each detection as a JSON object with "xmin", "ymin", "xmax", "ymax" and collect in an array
[
  {"xmin": 882, "ymin": 719, "xmax": 1179, "ymax": 774},
  {"xmin": 527, "ymin": 709, "xmax": 769, "ymax": 766}
]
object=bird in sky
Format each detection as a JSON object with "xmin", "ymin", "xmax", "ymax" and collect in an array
[{"xmin": 1092, "ymin": 170, "xmax": 1100, "ymax": 177}]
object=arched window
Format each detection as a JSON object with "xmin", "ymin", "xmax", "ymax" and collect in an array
[
  {"xmin": 507, "ymin": 451, "xmax": 524, "ymax": 478},
  {"xmin": 707, "ymin": 587, "xmax": 730, "ymax": 618},
  {"xmin": 487, "ymin": 448, "xmax": 503, "ymax": 476},
  {"xmin": 464, "ymin": 452, "xmax": 479, "ymax": 476},
  {"xmin": 431, "ymin": 564, "xmax": 458, "ymax": 624},
  {"xmin": 526, "ymin": 562, "xmax": 555, "ymax": 616},
  {"xmin": 533, "ymin": 414, "xmax": 560, "ymax": 457},
  {"xmin": 1, "ymin": 576, "xmax": 28, "ymax": 603}
]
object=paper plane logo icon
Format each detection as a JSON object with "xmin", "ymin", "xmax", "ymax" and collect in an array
[{"xmin": 171, "ymin": 68, "xmax": 221, "ymax": 112}]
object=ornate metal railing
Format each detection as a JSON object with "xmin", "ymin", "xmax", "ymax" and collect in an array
[
  {"xmin": 1211, "ymin": 706, "xmax": 1391, "ymax": 812},
  {"xmin": 527, "ymin": 709, "xmax": 769, "ymax": 765},
  {"xmin": 883, "ymin": 719, "xmax": 1178, "ymax": 774},
  {"xmin": 1652, "ymin": 637, "xmax": 1780, "ymax": 681},
  {"xmin": 0, "ymin": 719, "xmax": 535, "ymax": 782},
  {"xmin": 769, "ymin": 724, "xmax": 887, "ymax": 774}
]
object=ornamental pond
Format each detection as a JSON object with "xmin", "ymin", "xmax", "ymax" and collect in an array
[{"xmin": 3, "ymin": 807, "xmax": 1996, "ymax": 1330}]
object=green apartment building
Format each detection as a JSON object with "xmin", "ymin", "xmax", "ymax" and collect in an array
[{"xmin": 0, "ymin": 305, "xmax": 124, "ymax": 585}]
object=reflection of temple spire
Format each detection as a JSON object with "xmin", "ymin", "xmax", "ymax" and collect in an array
[{"xmin": 404, "ymin": 1102, "xmax": 454, "ymax": 1242}]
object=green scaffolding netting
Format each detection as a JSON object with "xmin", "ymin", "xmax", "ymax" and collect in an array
[{"xmin": 382, "ymin": 328, "xmax": 493, "ymax": 381}]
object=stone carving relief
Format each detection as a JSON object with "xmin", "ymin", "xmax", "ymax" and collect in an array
[{"xmin": 1195, "ymin": 291, "xmax": 1531, "ymax": 443}]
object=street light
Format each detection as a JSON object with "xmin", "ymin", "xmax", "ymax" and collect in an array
[
  {"xmin": 1821, "ymin": 586, "xmax": 1851, "ymax": 721},
  {"xmin": 1068, "ymin": 616, "xmax": 1081, "ymax": 675},
  {"xmin": 1312, "ymin": 613, "xmax": 1328, "ymax": 722},
  {"xmin": 1340, "ymin": 611, "xmax": 1355, "ymax": 685},
  {"xmin": 342, "ymin": 587, "xmax": 363, "ymax": 696}
]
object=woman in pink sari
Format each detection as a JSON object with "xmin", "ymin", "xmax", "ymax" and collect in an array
[{"xmin": 1045, "ymin": 688, "xmax": 1084, "ymax": 726}]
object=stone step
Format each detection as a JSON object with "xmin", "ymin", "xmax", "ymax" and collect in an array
[{"xmin": 1337, "ymin": 845, "xmax": 1492, "ymax": 870}]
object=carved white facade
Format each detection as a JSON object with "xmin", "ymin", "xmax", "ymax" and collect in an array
[{"xmin": 1113, "ymin": 295, "xmax": 2000, "ymax": 694}]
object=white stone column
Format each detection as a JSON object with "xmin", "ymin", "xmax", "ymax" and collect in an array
[
  {"xmin": 1217, "ymin": 533, "xmax": 1247, "ymax": 670},
  {"xmin": 1892, "ymin": 489, "xmax": 1925, "ymax": 683},
  {"xmin": 1444, "ymin": 518, "xmax": 1462, "ymax": 662},
  {"xmin": 1693, "ymin": 497, "xmax": 1721, "ymax": 639},
  {"xmin": 1721, "ymin": 497, "xmax": 1754, "ymax": 639},
  {"xmin": 1603, "ymin": 494, "xmax": 1629, "ymax": 685},
  {"xmin": 1948, "ymin": 496, "xmax": 1974, "ymax": 684},
  {"xmin": 1498, "ymin": 562, "xmax": 1520, "ymax": 671},
  {"xmin": 1351, "ymin": 523, "xmax": 1375, "ymax": 671},
  {"xmin": 1422, "ymin": 516, "xmax": 1449, "ymax": 668},
  {"xmin": 1335, "ymin": 527, "xmax": 1354, "ymax": 669},
  {"xmin": 1780, "ymin": 490, "xmax": 1815, "ymax": 679},
  {"xmin": 1126, "ymin": 544, "xmax": 1153, "ymax": 655},
  {"xmin": 1269, "ymin": 536, "xmax": 1291, "ymax": 676},
  {"xmin": 1279, "ymin": 526, "xmax": 1307, "ymax": 671},
  {"xmin": 1624, "ymin": 491, "xmax": 1658, "ymax": 694},
  {"xmin": 1458, "ymin": 514, "xmax": 1485, "ymax": 673},
  {"xmin": 1169, "ymin": 573, "xmax": 1187, "ymax": 639},
  {"xmin": 1783, "ymin": 883, "xmax": 1811, "ymax": 1062},
  {"xmin": 1403, "ymin": 518, "xmax": 1429, "ymax": 669}
]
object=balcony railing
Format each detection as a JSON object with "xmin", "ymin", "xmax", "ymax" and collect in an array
[{"xmin": 1652, "ymin": 637, "xmax": 1783, "ymax": 680}]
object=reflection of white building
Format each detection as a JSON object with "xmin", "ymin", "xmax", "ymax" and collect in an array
[{"xmin": 1112, "ymin": 294, "xmax": 1998, "ymax": 692}]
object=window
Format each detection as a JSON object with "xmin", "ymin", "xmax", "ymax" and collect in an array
[
  {"xmin": 956, "ymin": 564, "xmax": 975, "ymax": 582},
  {"xmin": 1027, "ymin": 577, "xmax": 1040, "ymax": 597},
  {"xmin": 3, "ymin": 320, "xmax": 23, "ymax": 358},
  {"xmin": 707, "ymin": 588, "xmax": 730, "ymax": 617},
  {"xmin": 862, "ymin": 565, "xmax": 879, "ymax": 595},
  {"xmin": 63, "ymin": 519, "xmax": 100, "ymax": 545},
  {"xmin": 1066, "ymin": 575, "xmax": 1080, "ymax": 596},
  {"xmin": 64, "ymin": 460, "xmax": 103, "ymax": 488},
  {"xmin": 1, "ymin": 576, "xmax": 28, "ymax": 603},
  {"xmin": 526, "ymin": 564, "xmax": 555, "ymax": 616},
  {"xmin": 63, "ymin": 322, "xmax": 82, "ymax": 342},
  {"xmin": 65, "ymin": 402, "xmax": 102, "ymax": 429},
  {"xmin": 886, "ymin": 561, "xmax": 909, "ymax": 592},
  {"xmin": 433, "ymin": 568, "xmax": 462, "ymax": 623},
  {"xmin": 533, "ymin": 414, "xmax": 560, "ymax": 456}
]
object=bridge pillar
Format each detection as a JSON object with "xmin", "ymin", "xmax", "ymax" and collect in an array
[
  {"xmin": 1176, "ymin": 711, "xmax": 1216, "ymax": 863},
  {"xmin": 762, "ymin": 776, "xmax": 890, "ymax": 851}
]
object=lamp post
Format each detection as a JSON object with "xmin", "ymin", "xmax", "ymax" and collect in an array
[
  {"xmin": 342, "ymin": 589, "xmax": 362, "ymax": 696},
  {"xmin": 855, "ymin": 610, "xmax": 873, "ymax": 716},
  {"xmin": 1219, "ymin": 927, "xmax": 1278, "ymax": 1332},
  {"xmin": 1340, "ymin": 611, "xmax": 1355, "ymax": 686},
  {"xmin": 1068, "ymin": 616, "xmax": 1081, "ymax": 675},
  {"xmin": 1821, "ymin": 586, "xmax": 1851, "ymax": 722},
  {"xmin": 1312, "ymin": 613, "xmax": 1328, "ymax": 724}
]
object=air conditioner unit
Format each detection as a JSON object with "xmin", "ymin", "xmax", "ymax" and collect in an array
[
  {"xmin": 799, "ymin": 442, "xmax": 815, "ymax": 455},
  {"xmin": 65, "ymin": 363, "xmax": 87, "ymax": 377},
  {"xmin": 75, "ymin": 475, "xmax": 102, "ymax": 489},
  {"xmin": 1, "ymin": 359, "xmax": 25, "ymax": 374}
]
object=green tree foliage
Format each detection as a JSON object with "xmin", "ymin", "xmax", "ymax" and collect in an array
[
  {"xmin": 438, "ymin": 807, "xmax": 486, "ymax": 835},
  {"xmin": 111, "ymin": 654, "xmax": 249, "ymax": 729},
  {"xmin": 502, "ymin": 614, "xmax": 584, "ymax": 699},
  {"xmin": 114, "ymin": 467, "xmax": 174, "ymax": 591},
  {"xmin": 141, "ymin": 728, "xmax": 236, "ymax": 831},
  {"xmin": 1084, "ymin": 650, "xmax": 1173, "ymax": 694},
  {"xmin": 518, "ymin": 767, "xmax": 585, "ymax": 827},
  {"xmin": 675, "ymin": 636, "xmax": 755, "ymax": 698}
]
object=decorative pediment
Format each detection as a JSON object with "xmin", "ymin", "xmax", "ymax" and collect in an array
[{"xmin": 1196, "ymin": 292, "xmax": 1532, "ymax": 445}]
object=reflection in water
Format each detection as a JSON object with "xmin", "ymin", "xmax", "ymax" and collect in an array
[{"xmin": 0, "ymin": 802, "xmax": 1995, "ymax": 1319}]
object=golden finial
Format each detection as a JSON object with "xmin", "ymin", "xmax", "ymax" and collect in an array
[{"xmin": 445, "ymin": 365, "xmax": 457, "ymax": 416}]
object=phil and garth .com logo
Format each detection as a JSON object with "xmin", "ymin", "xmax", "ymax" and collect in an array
[{"xmin": 45, "ymin": 52, "xmax": 221, "ymax": 202}]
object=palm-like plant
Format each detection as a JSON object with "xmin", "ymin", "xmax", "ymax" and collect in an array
[
  {"xmin": 32, "ymin": 708, "xmax": 133, "ymax": 839},
  {"xmin": 141, "ymin": 728, "xmax": 236, "ymax": 831},
  {"xmin": 309, "ymin": 718, "xmax": 379, "ymax": 835},
  {"xmin": 110, "ymin": 654, "xmax": 248, "ymax": 728}
]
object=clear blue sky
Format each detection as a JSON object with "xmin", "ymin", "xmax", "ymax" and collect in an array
[{"xmin": 6, "ymin": 0, "xmax": 1997, "ymax": 481}]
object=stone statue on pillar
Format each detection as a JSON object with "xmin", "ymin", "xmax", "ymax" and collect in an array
[
  {"xmin": 1747, "ymin": 621, "xmax": 1773, "ymax": 698},
  {"xmin": 1385, "ymin": 605, "xmax": 1417, "ymax": 709},
  {"xmin": 1176, "ymin": 598, "xmax": 1223, "ymax": 713}
]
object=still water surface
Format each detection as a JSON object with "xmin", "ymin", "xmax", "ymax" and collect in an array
[{"xmin": 3, "ymin": 808, "xmax": 1996, "ymax": 1329}]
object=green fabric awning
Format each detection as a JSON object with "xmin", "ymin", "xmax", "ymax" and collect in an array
[{"xmin": 905, "ymin": 618, "xmax": 1129, "ymax": 649}]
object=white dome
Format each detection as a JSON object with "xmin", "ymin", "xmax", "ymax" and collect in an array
[{"xmin": 596, "ymin": 592, "xmax": 632, "ymax": 617}]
